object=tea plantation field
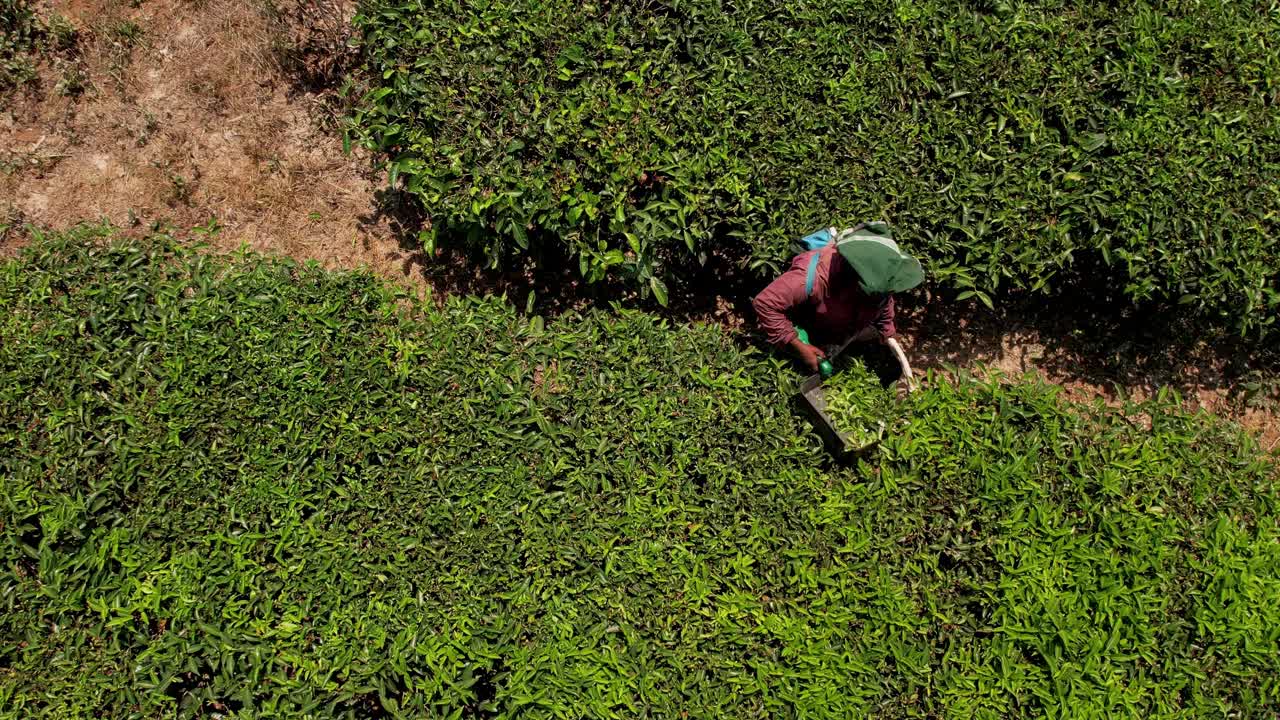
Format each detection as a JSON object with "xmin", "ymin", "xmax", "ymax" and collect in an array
[
  {"xmin": 1, "ymin": 228, "xmax": 1277, "ymax": 717},
  {"xmin": 350, "ymin": 0, "xmax": 1280, "ymax": 335}
]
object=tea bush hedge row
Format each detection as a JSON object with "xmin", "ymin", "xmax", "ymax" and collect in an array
[
  {"xmin": 349, "ymin": 0, "xmax": 1280, "ymax": 333},
  {"xmin": 1, "ymin": 228, "xmax": 1278, "ymax": 718},
  {"xmin": 1, "ymin": 0, "xmax": 44, "ymax": 88}
]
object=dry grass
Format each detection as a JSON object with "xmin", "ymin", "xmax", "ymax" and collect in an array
[{"xmin": 1, "ymin": 0, "xmax": 417, "ymax": 277}]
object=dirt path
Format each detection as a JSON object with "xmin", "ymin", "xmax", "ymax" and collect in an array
[
  {"xmin": 900, "ymin": 298, "xmax": 1278, "ymax": 448},
  {"xmin": 2, "ymin": 0, "xmax": 1276, "ymax": 449},
  {"xmin": 2, "ymin": 0, "xmax": 420, "ymax": 277}
]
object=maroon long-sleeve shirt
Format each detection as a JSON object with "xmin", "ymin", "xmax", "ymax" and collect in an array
[{"xmin": 752, "ymin": 244, "xmax": 896, "ymax": 347}]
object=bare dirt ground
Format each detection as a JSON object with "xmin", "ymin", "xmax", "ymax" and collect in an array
[
  {"xmin": 1, "ymin": 0, "xmax": 420, "ymax": 276},
  {"xmin": 899, "ymin": 297, "xmax": 1279, "ymax": 449},
  {"xmin": 2, "ymin": 0, "xmax": 1276, "ymax": 449}
]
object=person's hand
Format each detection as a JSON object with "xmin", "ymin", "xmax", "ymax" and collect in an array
[{"xmin": 796, "ymin": 342, "xmax": 826, "ymax": 373}]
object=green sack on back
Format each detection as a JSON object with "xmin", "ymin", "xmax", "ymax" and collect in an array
[{"xmin": 833, "ymin": 222, "xmax": 924, "ymax": 295}]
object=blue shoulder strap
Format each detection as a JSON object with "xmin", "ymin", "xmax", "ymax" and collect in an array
[
  {"xmin": 798, "ymin": 227, "xmax": 834, "ymax": 298},
  {"xmin": 800, "ymin": 228, "xmax": 831, "ymax": 251},
  {"xmin": 804, "ymin": 251, "xmax": 821, "ymax": 298}
]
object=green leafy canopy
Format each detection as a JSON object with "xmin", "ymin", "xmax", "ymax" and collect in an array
[
  {"xmin": 1, "ymin": 228, "xmax": 1277, "ymax": 717},
  {"xmin": 349, "ymin": 0, "xmax": 1280, "ymax": 335}
]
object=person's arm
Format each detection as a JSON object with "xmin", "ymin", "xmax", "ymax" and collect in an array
[
  {"xmin": 752, "ymin": 255, "xmax": 824, "ymax": 371},
  {"xmin": 872, "ymin": 295, "xmax": 897, "ymax": 341}
]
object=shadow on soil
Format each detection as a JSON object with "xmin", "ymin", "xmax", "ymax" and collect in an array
[
  {"xmin": 352, "ymin": 191, "xmax": 1278, "ymax": 410},
  {"xmin": 901, "ymin": 288, "xmax": 1278, "ymax": 406},
  {"xmin": 277, "ymin": 7, "xmax": 1278, "ymax": 419},
  {"xmin": 359, "ymin": 187, "xmax": 762, "ymax": 322}
]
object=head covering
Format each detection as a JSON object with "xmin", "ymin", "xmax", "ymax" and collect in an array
[{"xmin": 833, "ymin": 222, "xmax": 924, "ymax": 295}]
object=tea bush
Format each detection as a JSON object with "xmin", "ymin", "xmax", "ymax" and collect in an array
[
  {"xmin": 1, "ymin": 0, "xmax": 43, "ymax": 88},
  {"xmin": 1, "ymin": 228, "xmax": 1278, "ymax": 718},
  {"xmin": 349, "ymin": 0, "xmax": 1280, "ymax": 333}
]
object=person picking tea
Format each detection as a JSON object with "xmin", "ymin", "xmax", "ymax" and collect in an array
[{"xmin": 752, "ymin": 223, "xmax": 924, "ymax": 389}]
